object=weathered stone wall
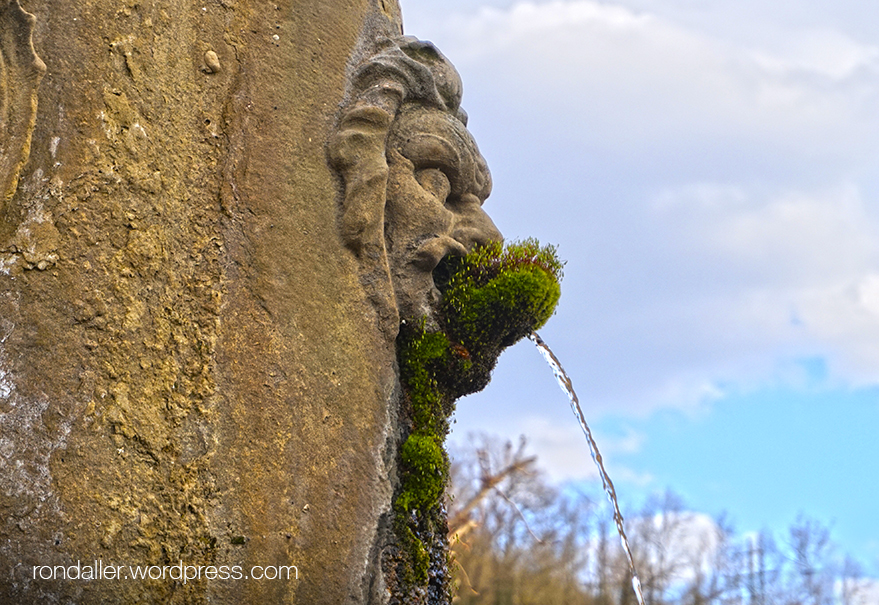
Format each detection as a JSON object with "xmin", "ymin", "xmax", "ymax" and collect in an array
[{"xmin": 1, "ymin": 1, "xmax": 406, "ymax": 603}]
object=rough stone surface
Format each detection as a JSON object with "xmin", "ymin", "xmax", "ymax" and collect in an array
[{"xmin": 0, "ymin": 1, "xmax": 411, "ymax": 603}]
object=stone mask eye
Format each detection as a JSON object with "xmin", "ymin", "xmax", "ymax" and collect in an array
[{"xmin": 415, "ymin": 167, "xmax": 452, "ymax": 203}]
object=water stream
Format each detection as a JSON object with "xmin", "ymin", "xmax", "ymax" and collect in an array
[{"xmin": 528, "ymin": 331, "xmax": 645, "ymax": 605}]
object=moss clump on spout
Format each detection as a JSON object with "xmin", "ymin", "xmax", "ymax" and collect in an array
[
  {"xmin": 434, "ymin": 238, "xmax": 563, "ymax": 397},
  {"xmin": 389, "ymin": 239, "xmax": 563, "ymax": 600}
]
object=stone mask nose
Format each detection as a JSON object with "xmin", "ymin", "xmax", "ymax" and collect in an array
[{"xmin": 451, "ymin": 193, "xmax": 503, "ymax": 251}]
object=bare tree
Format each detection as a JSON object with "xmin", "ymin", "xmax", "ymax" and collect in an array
[
  {"xmin": 784, "ymin": 514, "xmax": 837, "ymax": 605},
  {"xmin": 447, "ymin": 437, "xmax": 874, "ymax": 605},
  {"xmin": 448, "ymin": 434, "xmax": 596, "ymax": 604}
]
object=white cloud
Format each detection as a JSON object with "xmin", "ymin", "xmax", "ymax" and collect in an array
[
  {"xmin": 649, "ymin": 180, "xmax": 879, "ymax": 385},
  {"xmin": 837, "ymin": 578, "xmax": 879, "ymax": 605},
  {"xmin": 650, "ymin": 182, "xmax": 879, "ymax": 297},
  {"xmin": 585, "ymin": 507, "xmax": 724, "ymax": 588},
  {"xmin": 450, "ymin": 1, "xmax": 655, "ymax": 44},
  {"xmin": 522, "ymin": 180, "xmax": 879, "ymax": 414},
  {"xmin": 749, "ymin": 28, "xmax": 879, "ymax": 81},
  {"xmin": 480, "ymin": 415, "xmax": 653, "ymax": 484},
  {"xmin": 413, "ymin": 0, "xmax": 879, "ymax": 568},
  {"xmin": 409, "ymin": 0, "xmax": 879, "ymax": 415},
  {"xmin": 569, "ymin": 180, "xmax": 879, "ymax": 408},
  {"xmin": 434, "ymin": 1, "xmax": 879, "ymax": 156},
  {"xmin": 632, "ymin": 510, "xmax": 722, "ymax": 575}
]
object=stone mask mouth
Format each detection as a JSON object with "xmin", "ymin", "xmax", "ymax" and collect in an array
[{"xmin": 430, "ymin": 250, "xmax": 461, "ymax": 295}]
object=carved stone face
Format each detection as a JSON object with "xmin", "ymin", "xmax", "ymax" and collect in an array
[
  {"xmin": 384, "ymin": 106, "xmax": 502, "ymax": 320},
  {"xmin": 329, "ymin": 36, "xmax": 503, "ymax": 332}
]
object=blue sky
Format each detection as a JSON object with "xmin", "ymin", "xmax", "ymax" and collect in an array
[{"xmin": 401, "ymin": 0, "xmax": 879, "ymax": 576}]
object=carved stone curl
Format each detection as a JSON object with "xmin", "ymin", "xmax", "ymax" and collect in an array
[
  {"xmin": 0, "ymin": 0, "xmax": 46, "ymax": 213},
  {"xmin": 329, "ymin": 36, "xmax": 501, "ymax": 334}
]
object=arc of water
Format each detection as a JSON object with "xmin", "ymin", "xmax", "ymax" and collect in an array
[{"xmin": 528, "ymin": 331, "xmax": 645, "ymax": 605}]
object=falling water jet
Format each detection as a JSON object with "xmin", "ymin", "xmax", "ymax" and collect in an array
[{"xmin": 528, "ymin": 331, "xmax": 645, "ymax": 605}]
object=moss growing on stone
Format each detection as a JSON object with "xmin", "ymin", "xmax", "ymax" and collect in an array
[
  {"xmin": 397, "ymin": 434, "xmax": 447, "ymax": 513},
  {"xmin": 390, "ymin": 239, "xmax": 564, "ymax": 602},
  {"xmin": 433, "ymin": 238, "xmax": 563, "ymax": 398},
  {"xmin": 437, "ymin": 238, "xmax": 562, "ymax": 343},
  {"xmin": 397, "ymin": 328, "xmax": 452, "ymax": 435}
]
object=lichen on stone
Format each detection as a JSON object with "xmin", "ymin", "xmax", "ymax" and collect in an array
[{"xmin": 391, "ymin": 239, "xmax": 563, "ymax": 602}]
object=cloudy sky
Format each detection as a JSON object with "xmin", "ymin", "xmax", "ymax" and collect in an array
[{"xmin": 400, "ymin": 0, "xmax": 879, "ymax": 575}]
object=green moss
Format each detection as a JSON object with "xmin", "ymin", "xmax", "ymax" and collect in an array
[
  {"xmin": 438, "ymin": 238, "xmax": 562, "ymax": 349},
  {"xmin": 397, "ymin": 434, "xmax": 447, "ymax": 513},
  {"xmin": 435, "ymin": 239, "xmax": 564, "ymax": 399},
  {"xmin": 391, "ymin": 239, "xmax": 564, "ymax": 598},
  {"xmin": 397, "ymin": 327, "xmax": 450, "ymax": 434},
  {"xmin": 445, "ymin": 265, "xmax": 560, "ymax": 344}
]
